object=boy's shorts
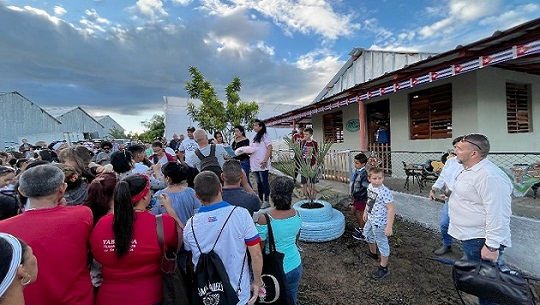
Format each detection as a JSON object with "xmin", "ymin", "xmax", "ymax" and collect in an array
[
  {"xmin": 363, "ymin": 218, "xmax": 390, "ymax": 257},
  {"xmin": 352, "ymin": 199, "xmax": 366, "ymax": 211}
]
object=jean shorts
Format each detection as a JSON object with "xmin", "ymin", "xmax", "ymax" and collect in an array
[{"xmin": 363, "ymin": 218, "xmax": 390, "ymax": 257}]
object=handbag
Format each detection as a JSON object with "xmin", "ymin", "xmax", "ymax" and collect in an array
[
  {"xmin": 452, "ymin": 259, "xmax": 538, "ymax": 305},
  {"xmin": 155, "ymin": 214, "xmax": 190, "ymax": 305},
  {"xmin": 256, "ymin": 214, "xmax": 294, "ymax": 305}
]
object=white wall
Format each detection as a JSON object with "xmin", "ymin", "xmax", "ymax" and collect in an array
[{"xmin": 476, "ymin": 67, "xmax": 540, "ymax": 152}]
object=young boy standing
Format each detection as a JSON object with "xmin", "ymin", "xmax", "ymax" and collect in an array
[
  {"xmin": 350, "ymin": 153, "xmax": 369, "ymax": 241},
  {"xmin": 363, "ymin": 167, "xmax": 395, "ymax": 280}
]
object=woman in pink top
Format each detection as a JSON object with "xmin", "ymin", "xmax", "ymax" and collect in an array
[
  {"xmin": 250, "ymin": 119, "xmax": 273, "ymax": 207},
  {"xmin": 90, "ymin": 174, "xmax": 179, "ymax": 305}
]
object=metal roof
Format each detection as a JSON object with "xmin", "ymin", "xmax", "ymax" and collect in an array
[{"xmin": 266, "ymin": 17, "xmax": 540, "ymax": 127}]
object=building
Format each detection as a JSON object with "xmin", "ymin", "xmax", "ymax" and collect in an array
[
  {"xmin": 94, "ymin": 115, "xmax": 125, "ymax": 140},
  {"xmin": 265, "ymin": 18, "xmax": 540, "ymax": 174},
  {"xmin": 0, "ymin": 91, "xmax": 64, "ymax": 149},
  {"xmin": 44, "ymin": 106, "xmax": 104, "ymax": 143}
]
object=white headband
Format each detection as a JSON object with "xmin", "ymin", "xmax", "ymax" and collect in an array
[{"xmin": 0, "ymin": 233, "xmax": 22, "ymax": 297}]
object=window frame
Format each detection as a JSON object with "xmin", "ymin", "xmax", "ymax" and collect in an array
[
  {"xmin": 323, "ymin": 110, "xmax": 344, "ymax": 143},
  {"xmin": 506, "ymin": 82, "xmax": 532, "ymax": 134},
  {"xmin": 409, "ymin": 83, "xmax": 453, "ymax": 140}
]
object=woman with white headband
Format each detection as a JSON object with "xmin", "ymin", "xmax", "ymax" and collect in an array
[{"xmin": 0, "ymin": 233, "xmax": 38, "ymax": 305}]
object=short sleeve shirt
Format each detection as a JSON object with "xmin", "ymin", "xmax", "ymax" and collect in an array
[
  {"xmin": 250, "ymin": 134, "xmax": 272, "ymax": 172},
  {"xmin": 178, "ymin": 138, "xmax": 199, "ymax": 167},
  {"xmin": 366, "ymin": 184, "xmax": 394, "ymax": 226}
]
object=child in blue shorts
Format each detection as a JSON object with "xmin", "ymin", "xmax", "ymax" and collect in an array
[{"xmin": 363, "ymin": 167, "xmax": 395, "ymax": 280}]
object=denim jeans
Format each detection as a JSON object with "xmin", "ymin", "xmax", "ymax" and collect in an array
[
  {"xmin": 240, "ymin": 159, "xmax": 252, "ymax": 188},
  {"xmin": 252, "ymin": 170, "xmax": 270, "ymax": 202},
  {"xmin": 461, "ymin": 238, "xmax": 505, "ymax": 305},
  {"xmin": 285, "ymin": 264, "xmax": 303, "ymax": 305},
  {"xmin": 440, "ymin": 201, "xmax": 452, "ymax": 246}
]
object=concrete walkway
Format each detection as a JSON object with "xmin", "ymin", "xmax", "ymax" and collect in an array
[{"xmin": 311, "ymin": 176, "xmax": 540, "ymax": 277}]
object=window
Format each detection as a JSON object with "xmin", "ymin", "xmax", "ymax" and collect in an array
[
  {"xmin": 323, "ymin": 111, "xmax": 344, "ymax": 143},
  {"xmin": 409, "ymin": 84, "xmax": 452, "ymax": 140},
  {"xmin": 506, "ymin": 82, "xmax": 531, "ymax": 133}
]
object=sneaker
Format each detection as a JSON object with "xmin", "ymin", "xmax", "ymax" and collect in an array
[
  {"xmin": 433, "ymin": 245, "xmax": 452, "ymax": 256},
  {"xmin": 372, "ymin": 266, "xmax": 390, "ymax": 280},
  {"xmin": 354, "ymin": 227, "xmax": 363, "ymax": 233},
  {"xmin": 352, "ymin": 231, "xmax": 365, "ymax": 241},
  {"xmin": 366, "ymin": 250, "xmax": 379, "ymax": 260},
  {"xmin": 261, "ymin": 201, "xmax": 271, "ymax": 209}
]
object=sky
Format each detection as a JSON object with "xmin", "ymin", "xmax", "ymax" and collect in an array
[{"xmin": 1, "ymin": 0, "xmax": 539, "ymax": 136}]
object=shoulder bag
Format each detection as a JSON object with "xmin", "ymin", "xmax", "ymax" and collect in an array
[
  {"xmin": 256, "ymin": 214, "xmax": 294, "ymax": 305},
  {"xmin": 156, "ymin": 214, "xmax": 190, "ymax": 305},
  {"xmin": 452, "ymin": 259, "xmax": 539, "ymax": 305}
]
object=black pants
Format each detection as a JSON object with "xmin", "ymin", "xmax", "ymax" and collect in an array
[{"xmin": 186, "ymin": 166, "xmax": 199, "ymax": 188}]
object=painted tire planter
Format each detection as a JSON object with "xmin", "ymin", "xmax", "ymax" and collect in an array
[{"xmin": 293, "ymin": 200, "xmax": 345, "ymax": 242}]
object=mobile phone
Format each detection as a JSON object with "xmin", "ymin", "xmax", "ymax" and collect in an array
[{"xmin": 153, "ymin": 155, "xmax": 159, "ymax": 165}]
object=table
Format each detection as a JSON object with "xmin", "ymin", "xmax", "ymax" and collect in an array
[
  {"xmin": 501, "ymin": 164, "xmax": 540, "ymax": 198},
  {"xmin": 403, "ymin": 164, "xmax": 425, "ymax": 191}
]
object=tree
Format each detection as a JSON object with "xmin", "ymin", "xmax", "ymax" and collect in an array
[
  {"xmin": 138, "ymin": 114, "xmax": 165, "ymax": 143},
  {"xmin": 108, "ymin": 127, "xmax": 129, "ymax": 139},
  {"xmin": 185, "ymin": 66, "xmax": 259, "ymax": 142}
]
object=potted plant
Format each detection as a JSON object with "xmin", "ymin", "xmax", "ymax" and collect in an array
[{"xmin": 272, "ymin": 136, "xmax": 345, "ymax": 242}]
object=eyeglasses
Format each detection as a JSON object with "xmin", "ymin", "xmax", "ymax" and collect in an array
[{"xmin": 461, "ymin": 138, "xmax": 482, "ymax": 151}]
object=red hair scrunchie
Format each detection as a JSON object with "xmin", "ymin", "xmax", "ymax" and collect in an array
[{"xmin": 131, "ymin": 174, "xmax": 150, "ymax": 204}]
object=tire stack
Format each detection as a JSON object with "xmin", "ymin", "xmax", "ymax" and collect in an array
[{"xmin": 293, "ymin": 200, "xmax": 345, "ymax": 242}]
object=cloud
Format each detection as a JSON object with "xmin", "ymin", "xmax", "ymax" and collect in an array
[
  {"xmin": 128, "ymin": 0, "xmax": 168, "ymax": 22},
  {"xmin": 0, "ymin": 2, "xmax": 334, "ymax": 118},
  {"xmin": 53, "ymin": 5, "xmax": 67, "ymax": 16},
  {"xmin": 479, "ymin": 3, "xmax": 540, "ymax": 29},
  {"xmin": 198, "ymin": 0, "xmax": 361, "ymax": 41},
  {"xmin": 418, "ymin": 0, "xmax": 502, "ymax": 39}
]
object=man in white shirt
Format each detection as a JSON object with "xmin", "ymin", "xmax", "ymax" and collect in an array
[
  {"xmin": 428, "ymin": 136, "xmax": 464, "ymax": 255},
  {"xmin": 177, "ymin": 126, "xmax": 200, "ymax": 187},
  {"xmin": 449, "ymin": 134, "xmax": 512, "ymax": 298}
]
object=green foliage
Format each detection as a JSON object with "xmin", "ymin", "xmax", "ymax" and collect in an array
[
  {"xmin": 185, "ymin": 66, "xmax": 259, "ymax": 143},
  {"xmin": 137, "ymin": 114, "xmax": 165, "ymax": 143},
  {"xmin": 108, "ymin": 127, "xmax": 129, "ymax": 140},
  {"xmin": 272, "ymin": 137, "xmax": 334, "ymax": 207}
]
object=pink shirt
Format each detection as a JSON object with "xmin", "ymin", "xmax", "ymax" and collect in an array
[
  {"xmin": 90, "ymin": 212, "xmax": 178, "ymax": 305},
  {"xmin": 0, "ymin": 205, "xmax": 94, "ymax": 305},
  {"xmin": 250, "ymin": 133, "xmax": 272, "ymax": 172}
]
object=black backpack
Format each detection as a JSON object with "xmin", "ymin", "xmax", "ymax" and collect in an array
[
  {"xmin": 194, "ymin": 144, "xmax": 222, "ymax": 177},
  {"xmin": 191, "ymin": 206, "xmax": 247, "ymax": 305}
]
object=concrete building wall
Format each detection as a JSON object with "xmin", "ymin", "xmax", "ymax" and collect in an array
[{"xmin": 476, "ymin": 67, "xmax": 540, "ymax": 152}]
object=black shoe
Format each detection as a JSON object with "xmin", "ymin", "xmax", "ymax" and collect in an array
[
  {"xmin": 352, "ymin": 232, "xmax": 366, "ymax": 241},
  {"xmin": 372, "ymin": 266, "xmax": 390, "ymax": 280},
  {"xmin": 433, "ymin": 245, "xmax": 452, "ymax": 256},
  {"xmin": 367, "ymin": 250, "xmax": 379, "ymax": 260}
]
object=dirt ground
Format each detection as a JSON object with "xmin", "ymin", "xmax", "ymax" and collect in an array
[{"xmin": 295, "ymin": 199, "xmax": 540, "ymax": 305}]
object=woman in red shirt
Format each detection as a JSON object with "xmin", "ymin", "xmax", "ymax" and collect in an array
[{"xmin": 90, "ymin": 174, "xmax": 179, "ymax": 305}]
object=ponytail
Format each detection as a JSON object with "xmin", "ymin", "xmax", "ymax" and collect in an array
[{"xmin": 113, "ymin": 180, "xmax": 134, "ymax": 257}]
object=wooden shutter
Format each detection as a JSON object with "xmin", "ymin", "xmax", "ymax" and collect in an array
[
  {"xmin": 323, "ymin": 111, "xmax": 344, "ymax": 143},
  {"xmin": 506, "ymin": 83, "xmax": 531, "ymax": 133},
  {"xmin": 409, "ymin": 84, "xmax": 452, "ymax": 140}
]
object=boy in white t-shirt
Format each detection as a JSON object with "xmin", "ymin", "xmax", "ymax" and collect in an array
[{"xmin": 363, "ymin": 167, "xmax": 395, "ymax": 280}]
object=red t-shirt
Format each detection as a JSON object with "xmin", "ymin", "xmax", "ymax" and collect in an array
[
  {"xmin": 90, "ymin": 212, "xmax": 178, "ymax": 305},
  {"xmin": 0, "ymin": 205, "xmax": 94, "ymax": 305},
  {"xmin": 292, "ymin": 133, "xmax": 303, "ymax": 143},
  {"xmin": 302, "ymin": 140, "xmax": 318, "ymax": 166}
]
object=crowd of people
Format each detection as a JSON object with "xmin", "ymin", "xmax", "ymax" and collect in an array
[
  {"xmin": 0, "ymin": 119, "xmax": 310, "ymax": 305},
  {"xmin": 0, "ymin": 126, "xmax": 514, "ymax": 305}
]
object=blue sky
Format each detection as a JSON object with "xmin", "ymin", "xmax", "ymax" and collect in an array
[{"xmin": 1, "ymin": 0, "xmax": 539, "ymax": 134}]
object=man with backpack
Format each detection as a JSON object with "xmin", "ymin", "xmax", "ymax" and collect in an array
[
  {"xmin": 183, "ymin": 171, "xmax": 263, "ymax": 305},
  {"xmin": 190, "ymin": 129, "xmax": 230, "ymax": 178}
]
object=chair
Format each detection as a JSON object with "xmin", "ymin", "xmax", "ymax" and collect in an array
[
  {"xmin": 418, "ymin": 160, "xmax": 441, "ymax": 192},
  {"xmin": 403, "ymin": 161, "xmax": 417, "ymax": 191}
]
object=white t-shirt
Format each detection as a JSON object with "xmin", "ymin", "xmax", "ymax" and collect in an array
[
  {"xmin": 178, "ymin": 138, "xmax": 199, "ymax": 167},
  {"xmin": 183, "ymin": 202, "xmax": 260, "ymax": 305},
  {"xmin": 190, "ymin": 144, "xmax": 229, "ymax": 171}
]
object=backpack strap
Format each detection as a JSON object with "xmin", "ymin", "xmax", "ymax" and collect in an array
[
  {"xmin": 209, "ymin": 144, "xmax": 216, "ymax": 157},
  {"xmin": 194, "ymin": 148, "xmax": 205, "ymax": 161},
  {"xmin": 191, "ymin": 206, "xmax": 238, "ymax": 253}
]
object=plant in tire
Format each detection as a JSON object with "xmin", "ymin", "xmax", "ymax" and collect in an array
[{"xmin": 272, "ymin": 136, "xmax": 333, "ymax": 208}]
